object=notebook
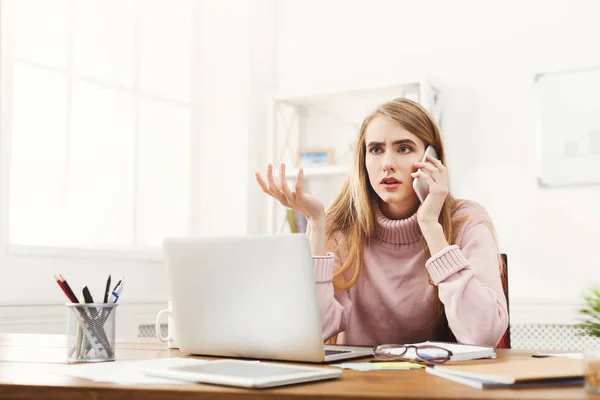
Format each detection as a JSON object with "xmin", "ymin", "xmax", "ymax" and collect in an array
[
  {"xmin": 426, "ymin": 367, "xmax": 583, "ymax": 389},
  {"xmin": 407, "ymin": 341, "xmax": 496, "ymax": 362},
  {"xmin": 425, "ymin": 357, "xmax": 584, "ymax": 389}
]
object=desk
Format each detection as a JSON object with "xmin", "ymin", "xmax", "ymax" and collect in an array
[{"xmin": 0, "ymin": 333, "xmax": 597, "ymax": 400}]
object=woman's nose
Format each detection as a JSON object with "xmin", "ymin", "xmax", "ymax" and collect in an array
[{"xmin": 383, "ymin": 158, "xmax": 397, "ymax": 173}]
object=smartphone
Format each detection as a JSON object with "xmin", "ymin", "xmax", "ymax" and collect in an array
[{"xmin": 412, "ymin": 145, "xmax": 439, "ymax": 203}]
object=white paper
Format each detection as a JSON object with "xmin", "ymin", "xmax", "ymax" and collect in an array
[{"xmin": 53, "ymin": 358, "xmax": 206, "ymax": 385}]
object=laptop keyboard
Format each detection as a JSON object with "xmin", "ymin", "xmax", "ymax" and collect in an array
[{"xmin": 324, "ymin": 349, "xmax": 352, "ymax": 356}]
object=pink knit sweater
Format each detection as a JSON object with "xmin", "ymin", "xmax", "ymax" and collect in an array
[{"xmin": 312, "ymin": 201, "xmax": 508, "ymax": 347}]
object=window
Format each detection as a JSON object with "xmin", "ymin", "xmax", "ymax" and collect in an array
[{"xmin": 2, "ymin": 0, "xmax": 193, "ymax": 251}]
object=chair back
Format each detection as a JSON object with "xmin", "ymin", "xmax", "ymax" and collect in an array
[{"xmin": 496, "ymin": 253, "xmax": 511, "ymax": 348}]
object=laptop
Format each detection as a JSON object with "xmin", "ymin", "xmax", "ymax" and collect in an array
[{"xmin": 162, "ymin": 234, "xmax": 374, "ymax": 363}]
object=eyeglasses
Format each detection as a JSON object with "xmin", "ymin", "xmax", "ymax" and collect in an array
[{"xmin": 373, "ymin": 344, "xmax": 453, "ymax": 365}]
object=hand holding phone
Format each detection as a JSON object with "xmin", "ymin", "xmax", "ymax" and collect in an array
[{"xmin": 412, "ymin": 146, "xmax": 439, "ymax": 203}]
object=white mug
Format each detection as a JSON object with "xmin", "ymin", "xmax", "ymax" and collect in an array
[{"xmin": 156, "ymin": 301, "xmax": 178, "ymax": 349}]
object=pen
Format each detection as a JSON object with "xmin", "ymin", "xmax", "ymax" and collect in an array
[
  {"xmin": 110, "ymin": 278, "xmax": 125, "ymax": 303},
  {"xmin": 99, "ymin": 275, "xmax": 113, "ymax": 320},
  {"xmin": 103, "ymin": 275, "xmax": 111, "ymax": 304},
  {"xmin": 99, "ymin": 277, "xmax": 125, "ymax": 325},
  {"xmin": 59, "ymin": 274, "xmax": 79, "ymax": 304},
  {"xmin": 82, "ymin": 286, "xmax": 98, "ymax": 318},
  {"xmin": 113, "ymin": 277, "xmax": 123, "ymax": 293},
  {"xmin": 55, "ymin": 275, "xmax": 78, "ymax": 303}
]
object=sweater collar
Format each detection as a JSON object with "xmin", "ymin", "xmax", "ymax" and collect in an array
[{"xmin": 374, "ymin": 203, "xmax": 422, "ymax": 245}]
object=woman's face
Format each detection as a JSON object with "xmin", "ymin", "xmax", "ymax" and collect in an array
[{"xmin": 364, "ymin": 115, "xmax": 426, "ymax": 218}]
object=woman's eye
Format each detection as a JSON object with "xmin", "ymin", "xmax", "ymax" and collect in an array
[
  {"xmin": 398, "ymin": 146, "xmax": 411, "ymax": 154},
  {"xmin": 369, "ymin": 147, "xmax": 383, "ymax": 154}
]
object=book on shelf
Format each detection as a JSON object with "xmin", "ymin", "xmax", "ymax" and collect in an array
[
  {"xmin": 294, "ymin": 211, "xmax": 307, "ymax": 233},
  {"xmin": 286, "ymin": 210, "xmax": 307, "ymax": 234}
]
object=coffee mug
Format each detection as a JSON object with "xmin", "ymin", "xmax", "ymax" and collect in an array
[{"xmin": 156, "ymin": 301, "xmax": 178, "ymax": 349}]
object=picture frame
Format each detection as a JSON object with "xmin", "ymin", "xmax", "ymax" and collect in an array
[{"xmin": 296, "ymin": 148, "xmax": 335, "ymax": 168}]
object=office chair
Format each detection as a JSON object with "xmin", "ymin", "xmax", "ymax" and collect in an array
[{"xmin": 496, "ymin": 253, "xmax": 511, "ymax": 348}]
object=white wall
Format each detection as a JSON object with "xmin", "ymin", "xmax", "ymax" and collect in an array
[{"xmin": 272, "ymin": 0, "xmax": 600, "ymax": 323}]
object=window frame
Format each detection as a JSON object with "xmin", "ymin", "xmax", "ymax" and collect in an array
[{"xmin": 0, "ymin": 0, "xmax": 199, "ymax": 261}]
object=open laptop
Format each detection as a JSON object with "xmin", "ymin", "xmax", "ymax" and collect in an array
[{"xmin": 162, "ymin": 234, "xmax": 374, "ymax": 363}]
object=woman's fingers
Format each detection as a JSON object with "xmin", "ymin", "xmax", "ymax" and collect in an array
[
  {"xmin": 256, "ymin": 172, "xmax": 290, "ymax": 206},
  {"xmin": 414, "ymin": 161, "xmax": 439, "ymax": 176},
  {"xmin": 427, "ymin": 156, "xmax": 448, "ymax": 179},
  {"xmin": 427, "ymin": 155, "xmax": 447, "ymax": 172},
  {"xmin": 415, "ymin": 158, "xmax": 447, "ymax": 182},
  {"xmin": 279, "ymin": 164, "xmax": 295, "ymax": 203},
  {"xmin": 255, "ymin": 172, "xmax": 272, "ymax": 196},
  {"xmin": 411, "ymin": 170, "xmax": 435, "ymax": 186},
  {"xmin": 266, "ymin": 164, "xmax": 280, "ymax": 193},
  {"xmin": 295, "ymin": 168, "xmax": 305, "ymax": 197},
  {"xmin": 266, "ymin": 164, "xmax": 287, "ymax": 203}
]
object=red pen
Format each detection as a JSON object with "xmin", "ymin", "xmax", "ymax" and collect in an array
[
  {"xmin": 54, "ymin": 275, "xmax": 78, "ymax": 303},
  {"xmin": 58, "ymin": 274, "xmax": 79, "ymax": 304}
]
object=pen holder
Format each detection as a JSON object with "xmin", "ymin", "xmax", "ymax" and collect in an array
[{"xmin": 66, "ymin": 303, "xmax": 118, "ymax": 363}]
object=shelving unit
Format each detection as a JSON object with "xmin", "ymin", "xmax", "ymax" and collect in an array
[
  {"xmin": 265, "ymin": 75, "xmax": 445, "ymax": 234},
  {"xmin": 273, "ymin": 164, "xmax": 351, "ymax": 180}
]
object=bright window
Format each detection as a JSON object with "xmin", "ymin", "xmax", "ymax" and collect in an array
[{"xmin": 2, "ymin": 0, "xmax": 193, "ymax": 250}]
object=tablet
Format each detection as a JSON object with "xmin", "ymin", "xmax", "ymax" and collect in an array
[{"xmin": 142, "ymin": 359, "xmax": 343, "ymax": 388}]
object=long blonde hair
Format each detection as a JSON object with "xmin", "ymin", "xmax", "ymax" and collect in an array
[{"xmin": 325, "ymin": 98, "xmax": 497, "ymax": 342}]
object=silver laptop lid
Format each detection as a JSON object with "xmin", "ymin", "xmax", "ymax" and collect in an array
[{"xmin": 162, "ymin": 234, "xmax": 327, "ymax": 362}]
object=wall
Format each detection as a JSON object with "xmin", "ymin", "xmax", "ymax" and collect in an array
[{"xmin": 271, "ymin": 0, "xmax": 600, "ymax": 323}]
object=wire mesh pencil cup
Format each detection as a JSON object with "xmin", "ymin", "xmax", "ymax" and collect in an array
[{"xmin": 66, "ymin": 303, "xmax": 118, "ymax": 363}]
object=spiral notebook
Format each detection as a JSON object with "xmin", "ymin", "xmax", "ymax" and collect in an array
[{"xmin": 408, "ymin": 341, "xmax": 496, "ymax": 361}]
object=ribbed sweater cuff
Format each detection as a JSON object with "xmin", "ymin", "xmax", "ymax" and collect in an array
[
  {"xmin": 313, "ymin": 252, "xmax": 335, "ymax": 283},
  {"xmin": 425, "ymin": 245, "xmax": 469, "ymax": 285}
]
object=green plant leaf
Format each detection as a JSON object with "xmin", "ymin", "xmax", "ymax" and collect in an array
[{"xmin": 576, "ymin": 287, "xmax": 600, "ymax": 338}]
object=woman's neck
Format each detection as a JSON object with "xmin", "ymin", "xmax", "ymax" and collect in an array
[{"xmin": 378, "ymin": 198, "xmax": 420, "ymax": 220}]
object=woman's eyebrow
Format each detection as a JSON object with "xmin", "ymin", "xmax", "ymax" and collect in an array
[{"xmin": 366, "ymin": 139, "xmax": 417, "ymax": 147}]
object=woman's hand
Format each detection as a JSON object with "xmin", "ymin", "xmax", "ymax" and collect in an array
[
  {"xmin": 255, "ymin": 163, "xmax": 326, "ymax": 222},
  {"xmin": 411, "ymin": 155, "xmax": 450, "ymax": 228}
]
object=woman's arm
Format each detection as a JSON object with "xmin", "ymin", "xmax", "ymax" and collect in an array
[
  {"xmin": 420, "ymin": 222, "xmax": 449, "ymax": 255},
  {"xmin": 306, "ymin": 216, "xmax": 327, "ymax": 256},
  {"xmin": 425, "ymin": 222, "xmax": 509, "ymax": 346},
  {"xmin": 312, "ymin": 235, "xmax": 352, "ymax": 341}
]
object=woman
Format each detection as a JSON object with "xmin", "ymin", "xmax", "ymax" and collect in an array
[{"xmin": 256, "ymin": 98, "xmax": 508, "ymax": 347}]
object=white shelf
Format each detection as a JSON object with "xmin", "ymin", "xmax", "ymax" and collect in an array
[
  {"xmin": 275, "ymin": 83, "xmax": 413, "ymax": 107},
  {"xmin": 274, "ymin": 76, "xmax": 443, "ymax": 107},
  {"xmin": 274, "ymin": 164, "xmax": 350, "ymax": 180},
  {"xmin": 265, "ymin": 76, "xmax": 445, "ymax": 234}
]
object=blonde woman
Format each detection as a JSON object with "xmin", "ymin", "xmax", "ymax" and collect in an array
[{"xmin": 256, "ymin": 98, "xmax": 508, "ymax": 347}]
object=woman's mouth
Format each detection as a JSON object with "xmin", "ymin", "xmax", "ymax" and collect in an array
[{"xmin": 380, "ymin": 177, "xmax": 401, "ymax": 191}]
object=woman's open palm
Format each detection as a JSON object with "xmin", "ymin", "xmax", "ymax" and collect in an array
[{"xmin": 255, "ymin": 164, "xmax": 325, "ymax": 221}]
